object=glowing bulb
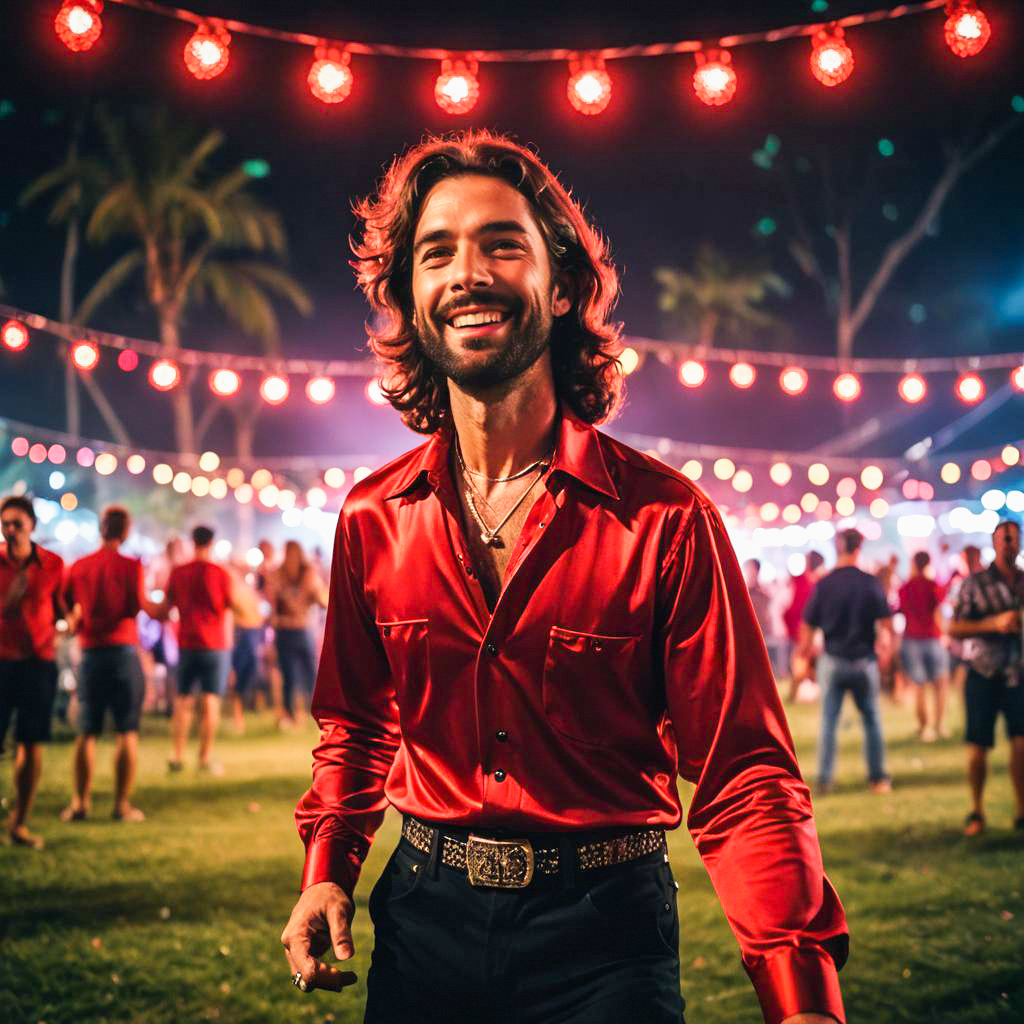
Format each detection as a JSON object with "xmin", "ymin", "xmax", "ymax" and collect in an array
[
  {"xmin": 435, "ymin": 59, "xmax": 479, "ymax": 114},
  {"xmin": 770, "ymin": 462, "xmax": 792, "ymax": 486},
  {"xmin": 810, "ymin": 28, "xmax": 854, "ymax": 87},
  {"xmin": 779, "ymin": 366, "xmax": 808, "ymax": 396},
  {"xmin": 955, "ymin": 372, "xmax": 984, "ymax": 404},
  {"xmin": 860, "ymin": 465, "xmax": 884, "ymax": 491},
  {"xmin": 618, "ymin": 347, "xmax": 640, "ymax": 375},
  {"xmin": 567, "ymin": 60, "xmax": 612, "ymax": 115},
  {"xmin": 308, "ymin": 48, "xmax": 353, "ymax": 104},
  {"xmin": 681, "ymin": 460, "xmax": 703, "ymax": 481},
  {"xmin": 713, "ymin": 458, "xmax": 736, "ymax": 480},
  {"xmin": 678, "ymin": 360, "xmax": 708, "ymax": 388},
  {"xmin": 324, "ymin": 467, "xmax": 346, "ymax": 488},
  {"xmin": 306, "ymin": 376, "xmax": 336, "ymax": 404},
  {"xmin": 693, "ymin": 51, "xmax": 737, "ymax": 106},
  {"xmin": 149, "ymin": 359, "xmax": 180, "ymax": 392},
  {"xmin": 898, "ymin": 372, "xmax": 927, "ymax": 404},
  {"xmin": 808, "ymin": 463, "xmax": 830, "ymax": 486},
  {"xmin": 259, "ymin": 374, "xmax": 289, "ymax": 405},
  {"xmin": 940, "ymin": 462, "xmax": 961, "ymax": 485},
  {"xmin": 184, "ymin": 24, "xmax": 231, "ymax": 80},
  {"xmin": 71, "ymin": 340, "xmax": 100, "ymax": 371},
  {"xmin": 55, "ymin": 2, "xmax": 103, "ymax": 52},
  {"xmin": 153, "ymin": 464, "xmax": 174, "ymax": 485},
  {"xmin": 199, "ymin": 451, "xmax": 220, "ymax": 473},
  {"xmin": 126, "ymin": 454, "xmax": 146, "ymax": 475},
  {"xmin": 729, "ymin": 362, "xmax": 756, "ymax": 389},
  {"xmin": 210, "ymin": 368, "xmax": 241, "ymax": 397},
  {"xmin": 944, "ymin": 3, "xmax": 991, "ymax": 58},
  {"xmin": 2, "ymin": 320, "xmax": 29, "ymax": 351},
  {"xmin": 832, "ymin": 372, "xmax": 861, "ymax": 402}
]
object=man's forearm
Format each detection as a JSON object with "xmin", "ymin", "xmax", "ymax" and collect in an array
[{"xmin": 947, "ymin": 616, "xmax": 998, "ymax": 638}]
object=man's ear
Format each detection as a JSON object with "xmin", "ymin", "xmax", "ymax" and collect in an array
[{"xmin": 551, "ymin": 273, "xmax": 574, "ymax": 318}]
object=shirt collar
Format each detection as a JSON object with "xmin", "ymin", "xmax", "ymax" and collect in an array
[
  {"xmin": 383, "ymin": 399, "xmax": 620, "ymax": 503},
  {"xmin": 0, "ymin": 541, "xmax": 42, "ymax": 568}
]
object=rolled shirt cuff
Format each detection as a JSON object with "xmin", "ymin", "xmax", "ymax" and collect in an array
[
  {"xmin": 300, "ymin": 833, "xmax": 362, "ymax": 898},
  {"xmin": 745, "ymin": 945, "xmax": 846, "ymax": 1024}
]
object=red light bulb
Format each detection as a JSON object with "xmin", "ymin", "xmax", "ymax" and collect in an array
[
  {"xmin": 149, "ymin": 359, "xmax": 181, "ymax": 392},
  {"xmin": 259, "ymin": 374, "xmax": 289, "ymax": 405},
  {"xmin": 898, "ymin": 372, "xmax": 927, "ymax": 404},
  {"xmin": 71, "ymin": 340, "xmax": 100, "ymax": 371},
  {"xmin": 832, "ymin": 372, "xmax": 861, "ymax": 402},
  {"xmin": 305, "ymin": 376, "xmax": 336, "ymax": 404},
  {"xmin": 944, "ymin": 3, "xmax": 991, "ymax": 58},
  {"xmin": 2, "ymin": 320, "xmax": 29, "ymax": 351},
  {"xmin": 55, "ymin": 1, "xmax": 103, "ymax": 53},
  {"xmin": 435, "ymin": 59, "xmax": 479, "ymax": 115},
  {"xmin": 779, "ymin": 366, "xmax": 808, "ymax": 396},
  {"xmin": 810, "ymin": 27, "xmax": 855, "ymax": 87},
  {"xmin": 678, "ymin": 360, "xmax": 708, "ymax": 388},
  {"xmin": 308, "ymin": 47, "xmax": 353, "ymax": 104},
  {"xmin": 210, "ymin": 368, "xmax": 241, "ymax": 397},
  {"xmin": 693, "ymin": 50, "xmax": 737, "ymax": 107},
  {"xmin": 729, "ymin": 362, "xmax": 756, "ymax": 389},
  {"xmin": 567, "ymin": 57, "xmax": 612, "ymax": 116},
  {"xmin": 184, "ymin": 23, "xmax": 231, "ymax": 80},
  {"xmin": 955, "ymin": 371, "xmax": 985, "ymax": 404}
]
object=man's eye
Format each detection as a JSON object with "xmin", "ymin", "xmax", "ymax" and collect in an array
[
  {"xmin": 492, "ymin": 240, "xmax": 522, "ymax": 252},
  {"xmin": 423, "ymin": 248, "xmax": 451, "ymax": 261}
]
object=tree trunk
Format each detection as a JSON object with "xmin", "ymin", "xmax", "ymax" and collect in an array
[
  {"xmin": 698, "ymin": 311, "xmax": 719, "ymax": 350},
  {"xmin": 159, "ymin": 311, "xmax": 195, "ymax": 459},
  {"xmin": 60, "ymin": 219, "xmax": 81, "ymax": 438}
]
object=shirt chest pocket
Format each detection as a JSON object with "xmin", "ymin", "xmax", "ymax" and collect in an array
[
  {"xmin": 376, "ymin": 618, "xmax": 432, "ymax": 728},
  {"xmin": 542, "ymin": 627, "xmax": 646, "ymax": 747}
]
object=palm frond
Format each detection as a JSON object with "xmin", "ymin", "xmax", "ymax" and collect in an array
[{"xmin": 73, "ymin": 249, "xmax": 143, "ymax": 325}]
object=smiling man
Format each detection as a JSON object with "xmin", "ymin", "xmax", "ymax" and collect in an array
[{"xmin": 281, "ymin": 131, "xmax": 848, "ymax": 1024}]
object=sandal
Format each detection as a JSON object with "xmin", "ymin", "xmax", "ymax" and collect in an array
[
  {"xmin": 59, "ymin": 805, "xmax": 88, "ymax": 822},
  {"xmin": 964, "ymin": 811, "xmax": 985, "ymax": 837}
]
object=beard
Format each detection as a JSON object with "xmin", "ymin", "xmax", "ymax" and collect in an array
[{"xmin": 416, "ymin": 293, "xmax": 552, "ymax": 393}]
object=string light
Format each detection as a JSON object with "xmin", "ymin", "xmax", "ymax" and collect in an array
[
  {"xmin": 713, "ymin": 457, "xmax": 736, "ymax": 480},
  {"xmin": 323, "ymin": 467, "xmax": 346, "ymax": 488},
  {"xmin": 944, "ymin": 2, "xmax": 991, "ymax": 58},
  {"xmin": 729, "ymin": 362, "xmax": 756, "ymax": 389},
  {"xmin": 779, "ymin": 366, "xmax": 808, "ymax": 396},
  {"xmin": 435, "ymin": 59, "xmax": 479, "ymax": 114},
  {"xmin": 732, "ymin": 469, "xmax": 753, "ymax": 493},
  {"xmin": 808, "ymin": 462, "xmax": 830, "ymax": 486},
  {"xmin": 809, "ymin": 26, "xmax": 854, "ymax": 87},
  {"xmin": 861, "ymin": 465, "xmax": 884, "ymax": 490},
  {"xmin": 54, "ymin": 1, "xmax": 103, "ymax": 53},
  {"xmin": 678, "ymin": 359, "xmax": 708, "ymax": 388},
  {"xmin": 148, "ymin": 358, "xmax": 181, "ymax": 391},
  {"xmin": 305, "ymin": 376, "xmax": 336, "ymax": 404},
  {"xmin": 10, "ymin": 437, "xmax": 29, "ymax": 457},
  {"xmin": 832, "ymin": 371, "xmax": 861, "ymax": 402},
  {"xmin": 259, "ymin": 374, "xmax": 289, "ymax": 405},
  {"xmin": 198, "ymin": 451, "xmax": 220, "ymax": 473},
  {"xmin": 126, "ymin": 454, "xmax": 146, "ymax": 474},
  {"xmin": 681, "ymin": 459, "xmax": 702, "ymax": 481},
  {"xmin": 71, "ymin": 340, "xmax": 100, "ymax": 371},
  {"xmin": 184, "ymin": 23, "xmax": 231, "ymax": 80},
  {"xmin": 308, "ymin": 46, "xmax": 353, "ymax": 104},
  {"xmin": 365, "ymin": 379, "xmax": 390, "ymax": 406},
  {"xmin": 898, "ymin": 372, "xmax": 927, "ymax": 403},
  {"xmin": 2, "ymin": 320, "xmax": 30, "ymax": 351},
  {"xmin": 117, "ymin": 349, "xmax": 138, "ymax": 372},
  {"xmin": 955, "ymin": 371, "xmax": 984, "ymax": 404},
  {"xmin": 693, "ymin": 50, "xmax": 737, "ymax": 106},
  {"xmin": 940, "ymin": 461, "xmax": 961, "ymax": 484},
  {"xmin": 617, "ymin": 347, "xmax": 640, "ymax": 375},
  {"xmin": 970, "ymin": 459, "xmax": 991, "ymax": 481},
  {"xmin": 1011, "ymin": 365, "xmax": 1024, "ymax": 392},
  {"xmin": 94, "ymin": 452, "xmax": 117, "ymax": 475},
  {"xmin": 1001, "ymin": 445, "xmax": 1020, "ymax": 467},
  {"xmin": 567, "ymin": 56, "xmax": 612, "ymax": 116},
  {"xmin": 770, "ymin": 462, "xmax": 792, "ymax": 486},
  {"xmin": 210, "ymin": 368, "xmax": 241, "ymax": 397},
  {"xmin": 48, "ymin": 444, "xmax": 67, "ymax": 464}
]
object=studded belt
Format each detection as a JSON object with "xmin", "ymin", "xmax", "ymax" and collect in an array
[{"xmin": 401, "ymin": 816, "xmax": 666, "ymax": 889}]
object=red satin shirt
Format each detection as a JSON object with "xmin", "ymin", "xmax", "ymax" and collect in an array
[
  {"xmin": 296, "ymin": 404, "xmax": 848, "ymax": 1024},
  {"xmin": 0, "ymin": 542, "xmax": 65, "ymax": 661},
  {"xmin": 66, "ymin": 547, "xmax": 146, "ymax": 649}
]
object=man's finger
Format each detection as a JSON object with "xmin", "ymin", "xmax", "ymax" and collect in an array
[
  {"xmin": 313, "ymin": 962, "xmax": 358, "ymax": 992},
  {"xmin": 283, "ymin": 930, "xmax": 318, "ymax": 987},
  {"xmin": 326, "ymin": 900, "xmax": 355, "ymax": 961}
]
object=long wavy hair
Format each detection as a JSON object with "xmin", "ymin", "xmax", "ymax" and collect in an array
[{"xmin": 351, "ymin": 130, "xmax": 625, "ymax": 434}]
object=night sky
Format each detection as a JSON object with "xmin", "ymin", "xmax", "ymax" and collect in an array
[{"xmin": 1, "ymin": 0, "xmax": 1022, "ymax": 467}]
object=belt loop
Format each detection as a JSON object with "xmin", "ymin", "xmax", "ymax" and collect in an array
[
  {"xmin": 558, "ymin": 835, "xmax": 577, "ymax": 891},
  {"xmin": 425, "ymin": 823, "xmax": 442, "ymax": 880}
]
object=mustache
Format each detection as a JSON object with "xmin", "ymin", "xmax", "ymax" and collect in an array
[{"xmin": 436, "ymin": 293, "xmax": 518, "ymax": 322}]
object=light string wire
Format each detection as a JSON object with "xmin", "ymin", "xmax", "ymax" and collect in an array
[
  {"xmin": 5, "ymin": 303, "xmax": 1023, "ymax": 377},
  {"xmin": 106, "ymin": 0, "xmax": 948, "ymax": 63}
]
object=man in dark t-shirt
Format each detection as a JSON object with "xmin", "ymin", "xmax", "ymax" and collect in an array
[{"xmin": 798, "ymin": 528, "xmax": 893, "ymax": 794}]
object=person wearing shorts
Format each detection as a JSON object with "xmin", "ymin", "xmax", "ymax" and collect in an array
[
  {"xmin": 163, "ymin": 525, "xmax": 239, "ymax": 774},
  {"xmin": 0, "ymin": 495, "xmax": 66, "ymax": 849},
  {"xmin": 948, "ymin": 520, "xmax": 1024, "ymax": 836},
  {"xmin": 225, "ymin": 562, "xmax": 265, "ymax": 735},
  {"xmin": 62, "ymin": 506, "xmax": 161, "ymax": 823},
  {"xmin": 898, "ymin": 550, "xmax": 950, "ymax": 741}
]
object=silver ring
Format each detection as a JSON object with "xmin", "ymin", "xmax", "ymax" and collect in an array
[{"xmin": 292, "ymin": 971, "xmax": 303, "ymax": 988}]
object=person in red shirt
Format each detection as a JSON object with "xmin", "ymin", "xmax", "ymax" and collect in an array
[
  {"xmin": 897, "ymin": 550, "xmax": 950, "ymax": 741},
  {"xmin": 161, "ymin": 525, "xmax": 237, "ymax": 774},
  {"xmin": 280, "ymin": 132, "xmax": 847, "ymax": 1024},
  {"xmin": 785, "ymin": 550, "xmax": 826, "ymax": 702},
  {"xmin": 61, "ymin": 506, "xmax": 163, "ymax": 822},
  {"xmin": 0, "ymin": 495, "xmax": 66, "ymax": 849}
]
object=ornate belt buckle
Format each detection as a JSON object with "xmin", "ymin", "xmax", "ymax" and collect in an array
[{"xmin": 465, "ymin": 835, "xmax": 534, "ymax": 889}]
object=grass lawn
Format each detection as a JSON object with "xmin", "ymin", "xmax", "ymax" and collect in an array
[{"xmin": 2, "ymin": 693, "xmax": 1022, "ymax": 1024}]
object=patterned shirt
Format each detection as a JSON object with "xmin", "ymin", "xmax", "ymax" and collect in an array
[{"xmin": 952, "ymin": 563, "xmax": 1024, "ymax": 678}]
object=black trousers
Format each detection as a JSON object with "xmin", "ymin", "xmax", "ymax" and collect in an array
[{"xmin": 365, "ymin": 832, "xmax": 686, "ymax": 1024}]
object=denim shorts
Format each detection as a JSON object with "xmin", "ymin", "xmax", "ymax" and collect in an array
[
  {"xmin": 900, "ymin": 637, "xmax": 949, "ymax": 684},
  {"xmin": 177, "ymin": 648, "xmax": 229, "ymax": 697},
  {"xmin": 79, "ymin": 646, "xmax": 145, "ymax": 734}
]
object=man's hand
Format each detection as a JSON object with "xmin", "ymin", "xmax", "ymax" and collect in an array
[
  {"xmin": 280, "ymin": 881, "xmax": 358, "ymax": 994},
  {"xmin": 992, "ymin": 609, "xmax": 1020, "ymax": 634}
]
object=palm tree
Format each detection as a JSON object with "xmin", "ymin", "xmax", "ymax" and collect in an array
[
  {"xmin": 76, "ymin": 106, "xmax": 312, "ymax": 457},
  {"xmin": 654, "ymin": 242, "xmax": 789, "ymax": 349}
]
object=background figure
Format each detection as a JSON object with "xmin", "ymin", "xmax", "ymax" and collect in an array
[
  {"xmin": 744, "ymin": 558, "xmax": 783, "ymax": 678},
  {"xmin": 948, "ymin": 520, "xmax": 1024, "ymax": 837},
  {"xmin": 784, "ymin": 550, "xmax": 825, "ymax": 701},
  {"xmin": 266, "ymin": 541, "xmax": 327, "ymax": 728},
  {"xmin": 897, "ymin": 550, "xmax": 950, "ymax": 741},
  {"xmin": 225, "ymin": 562, "xmax": 266, "ymax": 735},
  {"xmin": 255, "ymin": 539, "xmax": 285, "ymax": 723},
  {"xmin": 62, "ymin": 506, "xmax": 161, "ymax": 822},
  {"xmin": 798, "ymin": 528, "xmax": 894, "ymax": 795},
  {"xmin": 0, "ymin": 495, "xmax": 66, "ymax": 849},
  {"xmin": 946, "ymin": 544, "xmax": 984, "ymax": 695},
  {"xmin": 875, "ymin": 554, "xmax": 904, "ymax": 701}
]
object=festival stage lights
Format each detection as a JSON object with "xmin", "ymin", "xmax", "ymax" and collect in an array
[
  {"xmin": 955, "ymin": 371, "xmax": 984, "ymax": 404},
  {"xmin": 117, "ymin": 349, "xmax": 138, "ymax": 372},
  {"xmin": 898, "ymin": 372, "xmax": 927, "ymax": 403},
  {"xmin": 259, "ymin": 374, "xmax": 289, "ymax": 405},
  {"xmin": 693, "ymin": 50, "xmax": 737, "ymax": 106},
  {"xmin": 306, "ymin": 376, "xmax": 336, "ymax": 404},
  {"xmin": 832, "ymin": 371, "xmax": 861, "ymax": 402},
  {"xmin": 435, "ymin": 59, "xmax": 479, "ymax": 114},
  {"xmin": 729, "ymin": 362, "xmax": 756, "ymax": 389},
  {"xmin": 184, "ymin": 23, "xmax": 231, "ymax": 80},
  {"xmin": 210, "ymin": 368, "xmax": 241, "ymax": 397},
  {"xmin": 2, "ymin": 320, "xmax": 29, "ymax": 351},
  {"xmin": 567, "ymin": 57, "xmax": 612, "ymax": 115},
  {"xmin": 1011, "ymin": 365, "xmax": 1024, "ymax": 392},
  {"xmin": 149, "ymin": 358, "xmax": 181, "ymax": 391},
  {"xmin": 779, "ymin": 366, "xmax": 808, "ymax": 396},
  {"xmin": 71, "ymin": 340, "xmax": 99, "ymax": 371},
  {"xmin": 944, "ymin": 2, "xmax": 991, "ymax": 58},
  {"xmin": 55, "ymin": 1, "xmax": 103, "ymax": 53},
  {"xmin": 678, "ymin": 359, "xmax": 708, "ymax": 388},
  {"xmin": 810, "ymin": 27, "xmax": 854, "ymax": 87},
  {"xmin": 308, "ymin": 47, "xmax": 353, "ymax": 104}
]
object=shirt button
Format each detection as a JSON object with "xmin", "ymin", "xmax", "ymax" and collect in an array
[
  {"xmin": 382, "ymin": 626, "xmax": 391, "ymax": 638},
  {"xmin": 496, "ymin": 730, "xmax": 508, "ymax": 742},
  {"xmin": 493, "ymin": 769, "xmax": 506, "ymax": 782},
  {"xmin": 466, "ymin": 566, "xmax": 475, "ymax": 577},
  {"xmin": 486, "ymin": 642, "xmax": 498, "ymax": 656}
]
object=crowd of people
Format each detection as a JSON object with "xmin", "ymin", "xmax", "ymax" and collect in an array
[
  {"xmin": 0, "ymin": 495, "xmax": 327, "ymax": 848},
  {"xmin": 1, "ymin": 490, "xmax": 1021, "ymax": 849}
]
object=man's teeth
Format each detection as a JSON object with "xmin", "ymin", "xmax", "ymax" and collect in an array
[{"xmin": 450, "ymin": 311, "xmax": 506, "ymax": 329}]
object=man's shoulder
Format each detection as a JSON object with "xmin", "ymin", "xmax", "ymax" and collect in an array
[
  {"xmin": 35, "ymin": 544, "xmax": 64, "ymax": 572},
  {"xmin": 339, "ymin": 439, "xmax": 434, "ymax": 522}
]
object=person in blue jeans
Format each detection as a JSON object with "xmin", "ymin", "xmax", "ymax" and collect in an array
[{"xmin": 796, "ymin": 528, "xmax": 894, "ymax": 794}]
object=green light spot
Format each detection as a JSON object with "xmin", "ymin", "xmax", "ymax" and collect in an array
[
  {"xmin": 763, "ymin": 134, "xmax": 781, "ymax": 155},
  {"xmin": 908, "ymin": 303, "xmax": 926, "ymax": 325},
  {"xmin": 752, "ymin": 151, "xmax": 773, "ymax": 170},
  {"xmin": 755, "ymin": 217, "xmax": 777, "ymax": 237},
  {"xmin": 811, "ymin": 0, "xmax": 829, "ymax": 12},
  {"xmin": 0, "ymin": 100, "xmax": 14, "ymax": 119},
  {"xmin": 877, "ymin": 138, "xmax": 895, "ymax": 158},
  {"xmin": 1012, "ymin": 95, "xmax": 1024, "ymax": 114},
  {"xmin": 882, "ymin": 203, "xmax": 899, "ymax": 222},
  {"xmin": 243, "ymin": 159, "xmax": 271, "ymax": 178}
]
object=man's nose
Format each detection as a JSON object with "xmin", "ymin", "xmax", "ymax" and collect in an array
[{"xmin": 450, "ymin": 245, "xmax": 493, "ymax": 291}]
